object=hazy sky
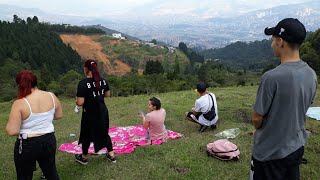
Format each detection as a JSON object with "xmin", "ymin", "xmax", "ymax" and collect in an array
[{"xmin": 0, "ymin": 0, "xmax": 312, "ymax": 17}]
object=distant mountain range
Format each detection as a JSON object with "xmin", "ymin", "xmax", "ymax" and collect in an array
[
  {"xmin": 117, "ymin": 1, "xmax": 319, "ymax": 49},
  {"xmin": 0, "ymin": 1, "xmax": 319, "ymax": 49}
]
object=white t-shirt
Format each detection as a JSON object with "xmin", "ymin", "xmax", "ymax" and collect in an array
[{"xmin": 194, "ymin": 93, "xmax": 218, "ymax": 126}]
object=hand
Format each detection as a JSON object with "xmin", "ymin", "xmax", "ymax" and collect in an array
[
  {"xmin": 252, "ymin": 129, "xmax": 256, "ymax": 136},
  {"xmin": 74, "ymin": 105, "xmax": 80, "ymax": 113},
  {"xmin": 139, "ymin": 113, "xmax": 145, "ymax": 118},
  {"xmin": 138, "ymin": 110, "xmax": 145, "ymax": 117}
]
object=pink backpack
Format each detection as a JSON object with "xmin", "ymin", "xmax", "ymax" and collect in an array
[{"xmin": 206, "ymin": 139, "xmax": 240, "ymax": 161}]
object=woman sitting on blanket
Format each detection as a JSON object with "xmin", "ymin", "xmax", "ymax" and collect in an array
[{"xmin": 139, "ymin": 97, "xmax": 168, "ymax": 145}]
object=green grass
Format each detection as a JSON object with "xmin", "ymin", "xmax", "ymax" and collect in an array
[
  {"xmin": 1, "ymin": 86, "xmax": 320, "ymax": 179},
  {"xmin": 223, "ymin": 72, "xmax": 261, "ymax": 87},
  {"xmin": 97, "ymin": 35, "xmax": 189, "ymax": 71}
]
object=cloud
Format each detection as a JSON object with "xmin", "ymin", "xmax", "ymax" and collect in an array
[
  {"xmin": 0, "ymin": 0, "xmax": 312, "ymax": 17},
  {"xmin": 152, "ymin": 8, "xmax": 195, "ymax": 16}
]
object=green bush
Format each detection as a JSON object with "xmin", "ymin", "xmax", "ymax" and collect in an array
[
  {"xmin": 47, "ymin": 81, "xmax": 64, "ymax": 96},
  {"xmin": 59, "ymin": 70, "xmax": 82, "ymax": 97},
  {"xmin": 237, "ymin": 79, "xmax": 246, "ymax": 86},
  {"xmin": 0, "ymin": 83, "xmax": 16, "ymax": 102}
]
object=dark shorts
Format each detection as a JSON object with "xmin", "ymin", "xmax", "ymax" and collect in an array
[
  {"xmin": 249, "ymin": 146, "xmax": 304, "ymax": 180},
  {"xmin": 186, "ymin": 112, "xmax": 200, "ymax": 121}
]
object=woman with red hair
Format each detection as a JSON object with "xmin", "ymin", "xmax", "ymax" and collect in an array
[
  {"xmin": 6, "ymin": 70, "xmax": 63, "ymax": 179},
  {"xmin": 75, "ymin": 59, "xmax": 116, "ymax": 165}
]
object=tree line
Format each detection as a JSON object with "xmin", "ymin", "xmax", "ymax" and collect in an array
[
  {"xmin": 178, "ymin": 42, "xmax": 204, "ymax": 64},
  {"xmin": 0, "ymin": 15, "xmax": 85, "ymax": 101},
  {"xmin": 301, "ymin": 29, "xmax": 320, "ymax": 75},
  {"xmin": 200, "ymin": 31, "xmax": 320, "ymax": 74},
  {"xmin": 200, "ymin": 40, "xmax": 276, "ymax": 71}
]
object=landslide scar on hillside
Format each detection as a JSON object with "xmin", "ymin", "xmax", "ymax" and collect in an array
[{"xmin": 60, "ymin": 34, "xmax": 131, "ymax": 76}]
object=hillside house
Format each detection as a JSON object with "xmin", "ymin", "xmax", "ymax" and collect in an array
[
  {"xmin": 63, "ymin": 24, "xmax": 71, "ymax": 28},
  {"xmin": 168, "ymin": 47, "xmax": 175, "ymax": 53},
  {"xmin": 112, "ymin": 33, "xmax": 122, "ymax": 39},
  {"xmin": 145, "ymin": 42, "xmax": 156, "ymax": 47}
]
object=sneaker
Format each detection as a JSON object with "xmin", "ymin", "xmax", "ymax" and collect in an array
[
  {"xmin": 75, "ymin": 154, "xmax": 88, "ymax": 165},
  {"xmin": 40, "ymin": 174, "xmax": 46, "ymax": 180},
  {"xmin": 199, "ymin": 125, "xmax": 208, "ymax": 133},
  {"xmin": 106, "ymin": 154, "xmax": 117, "ymax": 163},
  {"xmin": 210, "ymin": 124, "xmax": 217, "ymax": 130}
]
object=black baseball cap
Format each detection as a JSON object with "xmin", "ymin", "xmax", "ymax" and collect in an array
[
  {"xmin": 196, "ymin": 81, "xmax": 207, "ymax": 93},
  {"xmin": 264, "ymin": 18, "xmax": 306, "ymax": 44}
]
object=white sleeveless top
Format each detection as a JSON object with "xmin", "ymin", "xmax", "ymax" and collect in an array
[{"xmin": 19, "ymin": 92, "xmax": 55, "ymax": 134}]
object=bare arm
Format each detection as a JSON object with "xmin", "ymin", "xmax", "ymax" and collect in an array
[
  {"xmin": 139, "ymin": 114, "xmax": 149, "ymax": 129},
  {"xmin": 143, "ymin": 119, "xmax": 150, "ymax": 129},
  {"xmin": 6, "ymin": 100, "xmax": 22, "ymax": 136},
  {"xmin": 252, "ymin": 111, "xmax": 263, "ymax": 129},
  {"xmin": 192, "ymin": 110, "xmax": 202, "ymax": 116},
  {"xmin": 105, "ymin": 90, "xmax": 110, "ymax": 97},
  {"xmin": 53, "ymin": 94, "xmax": 63, "ymax": 119}
]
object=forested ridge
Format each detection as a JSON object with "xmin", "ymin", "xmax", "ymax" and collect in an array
[
  {"xmin": 301, "ymin": 30, "xmax": 320, "ymax": 75},
  {"xmin": 200, "ymin": 40, "xmax": 276, "ymax": 70},
  {"xmin": 200, "ymin": 30, "xmax": 320, "ymax": 73},
  {"xmin": 0, "ymin": 15, "xmax": 103, "ymax": 101}
]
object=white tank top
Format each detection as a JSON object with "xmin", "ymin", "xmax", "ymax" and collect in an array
[{"xmin": 19, "ymin": 92, "xmax": 55, "ymax": 134}]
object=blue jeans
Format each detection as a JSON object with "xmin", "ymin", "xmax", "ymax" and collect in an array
[{"xmin": 146, "ymin": 131, "xmax": 150, "ymax": 140}]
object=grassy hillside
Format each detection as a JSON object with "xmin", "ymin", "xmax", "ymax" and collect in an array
[
  {"xmin": 94, "ymin": 35, "xmax": 189, "ymax": 73},
  {"xmin": 1, "ymin": 86, "xmax": 319, "ymax": 179},
  {"xmin": 61, "ymin": 34, "xmax": 190, "ymax": 75}
]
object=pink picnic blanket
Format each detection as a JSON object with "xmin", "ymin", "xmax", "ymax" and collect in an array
[{"xmin": 58, "ymin": 125, "xmax": 183, "ymax": 155}]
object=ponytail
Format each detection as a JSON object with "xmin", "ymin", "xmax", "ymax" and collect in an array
[
  {"xmin": 84, "ymin": 59, "xmax": 101, "ymax": 90},
  {"xmin": 91, "ymin": 63, "xmax": 101, "ymax": 90}
]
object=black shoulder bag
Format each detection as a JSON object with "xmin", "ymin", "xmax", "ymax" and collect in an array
[{"xmin": 202, "ymin": 94, "xmax": 216, "ymax": 121}]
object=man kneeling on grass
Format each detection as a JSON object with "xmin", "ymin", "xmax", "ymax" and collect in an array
[{"xmin": 185, "ymin": 81, "xmax": 219, "ymax": 133}]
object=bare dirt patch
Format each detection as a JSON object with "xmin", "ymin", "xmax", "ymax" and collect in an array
[
  {"xmin": 107, "ymin": 40, "xmax": 119, "ymax": 46},
  {"xmin": 60, "ymin": 34, "xmax": 131, "ymax": 76}
]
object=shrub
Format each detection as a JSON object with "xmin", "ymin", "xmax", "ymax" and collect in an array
[{"xmin": 237, "ymin": 79, "xmax": 246, "ymax": 86}]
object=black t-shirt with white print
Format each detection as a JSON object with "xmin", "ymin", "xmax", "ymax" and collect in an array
[{"xmin": 76, "ymin": 77, "xmax": 109, "ymax": 109}]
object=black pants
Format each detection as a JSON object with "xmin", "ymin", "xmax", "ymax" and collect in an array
[
  {"xmin": 250, "ymin": 146, "xmax": 304, "ymax": 180},
  {"xmin": 82, "ymin": 134, "xmax": 113, "ymax": 155},
  {"xmin": 14, "ymin": 133, "xmax": 59, "ymax": 180},
  {"xmin": 186, "ymin": 112, "xmax": 201, "ymax": 124},
  {"xmin": 80, "ymin": 105, "xmax": 113, "ymax": 155}
]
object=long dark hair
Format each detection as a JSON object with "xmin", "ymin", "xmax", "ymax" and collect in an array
[
  {"xmin": 15, "ymin": 70, "xmax": 38, "ymax": 99},
  {"xmin": 84, "ymin": 59, "xmax": 101, "ymax": 90}
]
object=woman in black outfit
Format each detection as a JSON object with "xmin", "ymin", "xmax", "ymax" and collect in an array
[{"xmin": 75, "ymin": 59, "xmax": 116, "ymax": 165}]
